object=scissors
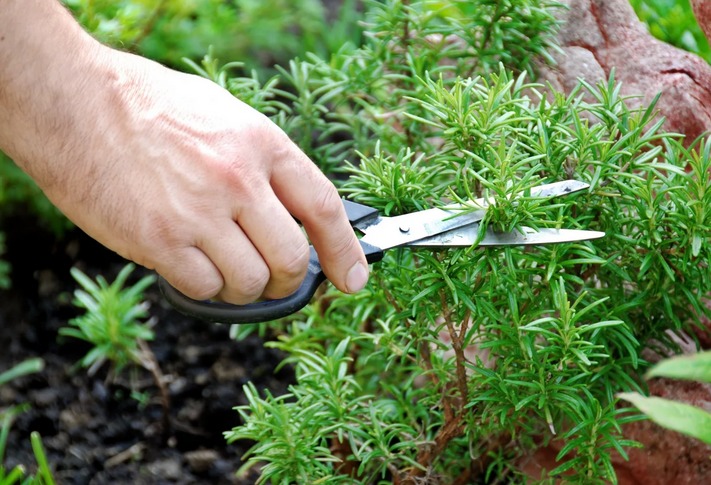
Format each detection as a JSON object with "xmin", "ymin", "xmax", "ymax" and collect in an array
[{"xmin": 159, "ymin": 180, "xmax": 604, "ymax": 324}]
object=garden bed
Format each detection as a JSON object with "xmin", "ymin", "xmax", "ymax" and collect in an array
[
  {"xmin": 2, "ymin": 1, "xmax": 711, "ymax": 483},
  {"xmin": 0, "ymin": 212, "xmax": 289, "ymax": 484}
]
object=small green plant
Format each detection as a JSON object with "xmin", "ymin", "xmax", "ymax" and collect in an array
[
  {"xmin": 61, "ymin": 263, "xmax": 155, "ymax": 375},
  {"xmin": 619, "ymin": 350, "xmax": 711, "ymax": 445},
  {"xmin": 210, "ymin": 0, "xmax": 711, "ymax": 483},
  {"xmin": 0, "ymin": 358, "xmax": 56, "ymax": 485},
  {"xmin": 60, "ymin": 264, "xmax": 171, "ymax": 433},
  {"xmin": 0, "ymin": 358, "xmax": 44, "ymax": 389}
]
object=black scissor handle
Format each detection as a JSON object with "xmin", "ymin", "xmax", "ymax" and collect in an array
[{"xmin": 159, "ymin": 239, "xmax": 384, "ymax": 324}]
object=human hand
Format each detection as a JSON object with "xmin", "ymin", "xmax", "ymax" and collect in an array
[
  {"xmin": 74, "ymin": 50, "xmax": 370, "ymax": 303},
  {"xmin": 0, "ymin": 3, "xmax": 368, "ymax": 304}
]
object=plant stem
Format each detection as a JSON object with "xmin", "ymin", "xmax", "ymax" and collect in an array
[{"xmin": 137, "ymin": 339, "xmax": 171, "ymax": 438}]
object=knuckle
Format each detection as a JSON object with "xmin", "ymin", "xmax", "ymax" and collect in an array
[
  {"xmin": 274, "ymin": 241, "xmax": 310, "ymax": 280},
  {"xmin": 181, "ymin": 278, "xmax": 222, "ymax": 302},
  {"xmin": 266, "ymin": 136, "xmax": 307, "ymax": 176},
  {"xmin": 268, "ymin": 242, "xmax": 310, "ymax": 296},
  {"xmin": 225, "ymin": 264, "xmax": 270, "ymax": 304},
  {"xmin": 156, "ymin": 259, "xmax": 224, "ymax": 302},
  {"xmin": 219, "ymin": 159, "xmax": 260, "ymax": 196},
  {"xmin": 141, "ymin": 211, "xmax": 182, "ymax": 248},
  {"xmin": 330, "ymin": 230, "xmax": 360, "ymax": 261},
  {"xmin": 237, "ymin": 116, "xmax": 281, "ymax": 159},
  {"xmin": 311, "ymin": 184, "xmax": 343, "ymax": 222}
]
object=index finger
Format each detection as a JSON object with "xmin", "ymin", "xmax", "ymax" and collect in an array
[{"xmin": 270, "ymin": 146, "xmax": 369, "ymax": 294}]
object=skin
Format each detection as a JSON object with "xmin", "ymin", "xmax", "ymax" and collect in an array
[{"xmin": 0, "ymin": 1, "xmax": 369, "ymax": 304}]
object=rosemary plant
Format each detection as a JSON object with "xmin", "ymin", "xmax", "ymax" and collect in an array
[
  {"xmin": 61, "ymin": 264, "xmax": 156, "ymax": 376},
  {"xmin": 63, "ymin": 0, "xmax": 360, "ymax": 70},
  {"xmin": 60, "ymin": 264, "xmax": 172, "ymax": 434},
  {"xmin": 186, "ymin": 0, "xmax": 710, "ymax": 483}
]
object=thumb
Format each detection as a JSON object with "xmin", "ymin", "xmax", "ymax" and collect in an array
[{"xmin": 270, "ymin": 146, "xmax": 369, "ymax": 294}]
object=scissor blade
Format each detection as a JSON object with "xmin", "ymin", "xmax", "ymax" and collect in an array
[
  {"xmin": 358, "ymin": 207, "xmax": 487, "ymax": 251},
  {"xmin": 445, "ymin": 180, "xmax": 590, "ymax": 210},
  {"xmin": 410, "ymin": 225, "xmax": 605, "ymax": 247},
  {"xmin": 355, "ymin": 179, "xmax": 592, "ymax": 251},
  {"xmin": 522, "ymin": 180, "xmax": 590, "ymax": 199}
]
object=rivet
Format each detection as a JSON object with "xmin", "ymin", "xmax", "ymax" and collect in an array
[{"xmin": 399, "ymin": 225, "xmax": 410, "ymax": 234}]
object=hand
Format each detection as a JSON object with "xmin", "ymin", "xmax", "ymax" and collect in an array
[
  {"xmin": 0, "ymin": 1, "xmax": 369, "ymax": 304},
  {"xmin": 74, "ymin": 51, "xmax": 370, "ymax": 303}
]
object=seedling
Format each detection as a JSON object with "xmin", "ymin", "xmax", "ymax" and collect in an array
[
  {"xmin": 61, "ymin": 264, "xmax": 154, "ymax": 374},
  {"xmin": 60, "ymin": 264, "xmax": 171, "ymax": 435}
]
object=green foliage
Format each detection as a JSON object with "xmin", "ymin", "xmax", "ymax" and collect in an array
[
  {"xmin": 618, "ymin": 393, "xmax": 711, "ymax": 445},
  {"xmin": 630, "ymin": 0, "xmax": 711, "ymax": 63},
  {"xmin": 619, "ymin": 350, "xmax": 711, "ymax": 446},
  {"xmin": 60, "ymin": 264, "xmax": 172, "ymax": 430},
  {"xmin": 227, "ymin": 339, "xmax": 424, "ymax": 485},
  {"xmin": 28, "ymin": 432, "xmax": 54, "ymax": 485},
  {"xmin": 64, "ymin": 0, "xmax": 363, "ymax": 71},
  {"xmin": 212, "ymin": 1, "xmax": 711, "ymax": 483},
  {"xmin": 0, "ymin": 359, "xmax": 55, "ymax": 485},
  {"xmin": 0, "ymin": 359, "xmax": 44, "ymax": 389},
  {"xmin": 60, "ymin": 263, "xmax": 156, "ymax": 375},
  {"xmin": 0, "ymin": 419, "xmax": 55, "ymax": 485}
]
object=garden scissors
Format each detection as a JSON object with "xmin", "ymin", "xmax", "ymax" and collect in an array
[{"xmin": 159, "ymin": 180, "xmax": 604, "ymax": 324}]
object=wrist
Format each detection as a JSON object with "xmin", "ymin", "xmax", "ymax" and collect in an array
[{"xmin": 0, "ymin": 1, "xmax": 114, "ymax": 189}]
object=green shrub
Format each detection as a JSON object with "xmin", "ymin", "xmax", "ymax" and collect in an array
[
  {"xmin": 205, "ymin": 1, "xmax": 711, "ymax": 483},
  {"xmin": 63, "ymin": 0, "xmax": 363, "ymax": 70}
]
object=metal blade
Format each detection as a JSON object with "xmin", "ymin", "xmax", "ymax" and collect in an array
[
  {"xmin": 410, "ymin": 225, "xmax": 605, "ymax": 247},
  {"xmin": 358, "ymin": 207, "xmax": 487, "ymax": 251},
  {"xmin": 355, "ymin": 179, "xmax": 592, "ymax": 251},
  {"xmin": 521, "ymin": 179, "xmax": 590, "ymax": 199},
  {"xmin": 443, "ymin": 180, "xmax": 590, "ymax": 211}
]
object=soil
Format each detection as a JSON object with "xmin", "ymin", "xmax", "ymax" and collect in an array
[
  {"xmin": 0, "ymin": 212, "xmax": 293, "ymax": 484},
  {"xmin": 1, "ymin": 2, "xmax": 354, "ymax": 482}
]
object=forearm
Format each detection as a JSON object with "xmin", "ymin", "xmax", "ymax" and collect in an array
[
  {"xmin": 0, "ymin": 0, "xmax": 110, "ymax": 190},
  {"xmin": 0, "ymin": 1, "xmax": 369, "ymax": 304}
]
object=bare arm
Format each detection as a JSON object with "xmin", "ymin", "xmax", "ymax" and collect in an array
[{"xmin": 0, "ymin": 0, "xmax": 369, "ymax": 303}]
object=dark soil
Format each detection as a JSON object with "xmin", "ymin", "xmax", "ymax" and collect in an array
[{"xmin": 0, "ymin": 213, "xmax": 293, "ymax": 484}]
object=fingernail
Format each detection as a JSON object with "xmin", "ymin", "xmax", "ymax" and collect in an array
[{"xmin": 346, "ymin": 262, "xmax": 369, "ymax": 293}]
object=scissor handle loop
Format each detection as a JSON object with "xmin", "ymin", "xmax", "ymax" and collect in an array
[{"xmin": 159, "ymin": 240, "xmax": 383, "ymax": 324}]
